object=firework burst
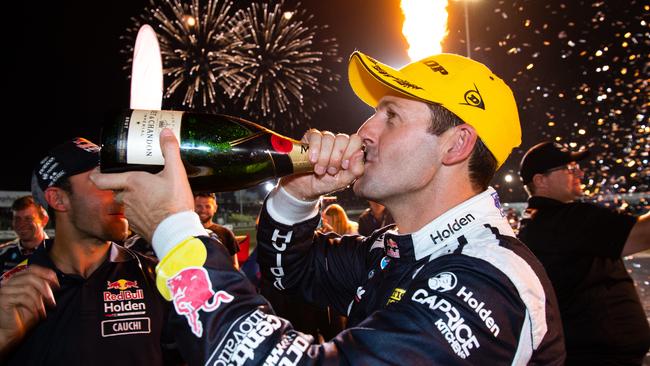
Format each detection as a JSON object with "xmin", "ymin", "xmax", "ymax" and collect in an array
[
  {"xmin": 224, "ymin": 1, "xmax": 342, "ymax": 131},
  {"xmin": 122, "ymin": 0, "xmax": 246, "ymax": 112}
]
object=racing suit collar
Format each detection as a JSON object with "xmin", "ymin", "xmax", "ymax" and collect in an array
[
  {"xmin": 16, "ymin": 232, "xmax": 48, "ymax": 256},
  {"xmin": 29, "ymin": 240, "xmax": 136, "ymax": 268},
  {"xmin": 386, "ymin": 187, "xmax": 514, "ymax": 261},
  {"xmin": 23, "ymin": 238, "xmax": 55, "ymax": 268}
]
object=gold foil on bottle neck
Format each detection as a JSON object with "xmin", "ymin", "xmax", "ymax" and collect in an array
[{"xmin": 289, "ymin": 142, "xmax": 312, "ymax": 174}]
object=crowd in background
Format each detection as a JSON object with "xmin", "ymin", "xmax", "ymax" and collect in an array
[{"xmin": 0, "ymin": 162, "xmax": 647, "ymax": 363}]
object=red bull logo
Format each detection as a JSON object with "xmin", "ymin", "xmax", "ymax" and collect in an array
[
  {"xmin": 106, "ymin": 279, "xmax": 139, "ymax": 291},
  {"xmin": 386, "ymin": 238, "xmax": 400, "ymax": 258},
  {"xmin": 167, "ymin": 267, "xmax": 234, "ymax": 337},
  {"xmin": 103, "ymin": 289, "xmax": 145, "ymax": 302},
  {"xmin": 0, "ymin": 264, "xmax": 28, "ymax": 284}
]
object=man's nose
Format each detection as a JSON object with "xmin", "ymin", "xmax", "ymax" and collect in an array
[{"xmin": 357, "ymin": 114, "xmax": 380, "ymax": 143}]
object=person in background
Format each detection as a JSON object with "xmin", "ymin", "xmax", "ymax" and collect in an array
[
  {"xmin": 0, "ymin": 138, "xmax": 179, "ymax": 365},
  {"xmin": 518, "ymin": 141, "xmax": 650, "ymax": 365},
  {"xmin": 90, "ymin": 50, "xmax": 565, "ymax": 364},
  {"xmin": 0, "ymin": 196, "xmax": 49, "ymax": 276},
  {"xmin": 505, "ymin": 207, "xmax": 521, "ymax": 234},
  {"xmin": 320, "ymin": 203, "xmax": 358, "ymax": 235},
  {"xmin": 194, "ymin": 192, "xmax": 239, "ymax": 269},
  {"xmin": 357, "ymin": 200, "xmax": 394, "ymax": 236},
  {"xmin": 317, "ymin": 203, "xmax": 359, "ymax": 336}
]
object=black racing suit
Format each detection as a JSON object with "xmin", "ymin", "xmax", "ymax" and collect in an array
[
  {"xmin": 0, "ymin": 237, "xmax": 46, "ymax": 276},
  {"xmin": 151, "ymin": 187, "xmax": 565, "ymax": 365}
]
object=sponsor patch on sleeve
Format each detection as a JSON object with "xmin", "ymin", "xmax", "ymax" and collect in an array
[
  {"xmin": 207, "ymin": 309, "xmax": 289, "ymax": 366},
  {"xmin": 168, "ymin": 266, "xmax": 234, "ymax": 338}
]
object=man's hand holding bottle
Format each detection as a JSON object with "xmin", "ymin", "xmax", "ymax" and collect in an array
[
  {"xmin": 91, "ymin": 128, "xmax": 365, "ymax": 242},
  {"xmin": 90, "ymin": 129, "xmax": 195, "ymax": 244},
  {"xmin": 280, "ymin": 129, "xmax": 365, "ymax": 201}
]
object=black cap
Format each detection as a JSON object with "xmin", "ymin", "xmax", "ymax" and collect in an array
[
  {"xmin": 519, "ymin": 141, "xmax": 589, "ymax": 184},
  {"xmin": 31, "ymin": 138, "xmax": 100, "ymax": 209}
]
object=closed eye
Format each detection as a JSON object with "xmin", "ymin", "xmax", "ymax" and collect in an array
[{"xmin": 376, "ymin": 100, "xmax": 401, "ymax": 125}]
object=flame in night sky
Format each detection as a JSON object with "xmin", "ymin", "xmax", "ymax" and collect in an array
[{"xmin": 401, "ymin": 0, "xmax": 450, "ymax": 60}]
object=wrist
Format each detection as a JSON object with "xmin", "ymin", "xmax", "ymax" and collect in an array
[
  {"xmin": 266, "ymin": 185, "xmax": 320, "ymax": 225},
  {"xmin": 151, "ymin": 211, "xmax": 207, "ymax": 260},
  {"xmin": 279, "ymin": 177, "xmax": 320, "ymax": 201},
  {"xmin": 0, "ymin": 330, "xmax": 22, "ymax": 360}
]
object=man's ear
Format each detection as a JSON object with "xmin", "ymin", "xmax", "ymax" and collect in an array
[
  {"xmin": 44, "ymin": 187, "xmax": 69, "ymax": 212},
  {"xmin": 441, "ymin": 124, "xmax": 478, "ymax": 165},
  {"xmin": 41, "ymin": 212, "xmax": 49, "ymax": 227},
  {"xmin": 531, "ymin": 173, "xmax": 547, "ymax": 190},
  {"xmin": 38, "ymin": 206, "xmax": 49, "ymax": 226}
]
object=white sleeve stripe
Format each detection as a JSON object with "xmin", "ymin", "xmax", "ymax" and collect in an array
[
  {"xmin": 511, "ymin": 309, "xmax": 533, "ymax": 365},
  {"xmin": 461, "ymin": 239, "xmax": 548, "ymax": 351}
]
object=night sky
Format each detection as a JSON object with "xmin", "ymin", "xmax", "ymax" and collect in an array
[{"xmin": 5, "ymin": 0, "xmax": 648, "ymax": 203}]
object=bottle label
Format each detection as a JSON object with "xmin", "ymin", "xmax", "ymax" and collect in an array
[{"xmin": 126, "ymin": 110, "xmax": 184, "ymax": 165}]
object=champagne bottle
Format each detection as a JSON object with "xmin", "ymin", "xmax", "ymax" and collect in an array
[{"xmin": 100, "ymin": 109, "xmax": 312, "ymax": 192}]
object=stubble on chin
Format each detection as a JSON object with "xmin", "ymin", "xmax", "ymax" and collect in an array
[
  {"xmin": 352, "ymin": 176, "xmax": 381, "ymax": 202},
  {"xmin": 110, "ymin": 223, "xmax": 130, "ymax": 243}
]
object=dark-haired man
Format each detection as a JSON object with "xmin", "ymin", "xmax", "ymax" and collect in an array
[
  {"xmin": 518, "ymin": 141, "xmax": 650, "ymax": 365},
  {"xmin": 194, "ymin": 192, "xmax": 239, "ymax": 268},
  {"xmin": 91, "ymin": 51, "xmax": 565, "ymax": 364},
  {"xmin": 0, "ymin": 138, "xmax": 178, "ymax": 365}
]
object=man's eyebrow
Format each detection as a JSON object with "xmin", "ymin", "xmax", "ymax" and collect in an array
[{"xmin": 376, "ymin": 100, "xmax": 399, "ymax": 110}]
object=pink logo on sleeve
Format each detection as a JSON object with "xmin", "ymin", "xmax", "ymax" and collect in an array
[{"xmin": 167, "ymin": 267, "xmax": 234, "ymax": 337}]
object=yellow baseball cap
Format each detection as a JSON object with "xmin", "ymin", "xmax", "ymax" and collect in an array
[{"xmin": 348, "ymin": 51, "xmax": 521, "ymax": 168}]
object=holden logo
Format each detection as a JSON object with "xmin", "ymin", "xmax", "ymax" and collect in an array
[{"xmin": 428, "ymin": 272, "xmax": 458, "ymax": 292}]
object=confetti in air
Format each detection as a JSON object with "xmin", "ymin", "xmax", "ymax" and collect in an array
[
  {"xmin": 122, "ymin": 0, "xmax": 245, "ymax": 112},
  {"xmin": 446, "ymin": 0, "xmax": 648, "ymax": 207},
  {"xmin": 223, "ymin": 1, "xmax": 342, "ymax": 132}
]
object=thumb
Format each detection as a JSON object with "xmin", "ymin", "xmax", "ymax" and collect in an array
[
  {"xmin": 90, "ymin": 167, "xmax": 131, "ymax": 191},
  {"xmin": 159, "ymin": 129, "xmax": 186, "ymax": 179}
]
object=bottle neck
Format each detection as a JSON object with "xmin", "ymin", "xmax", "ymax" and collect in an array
[{"xmin": 287, "ymin": 142, "xmax": 312, "ymax": 174}]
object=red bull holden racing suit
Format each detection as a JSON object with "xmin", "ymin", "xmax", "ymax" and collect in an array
[{"xmin": 151, "ymin": 187, "xmax": 565, "ymax": 365}]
